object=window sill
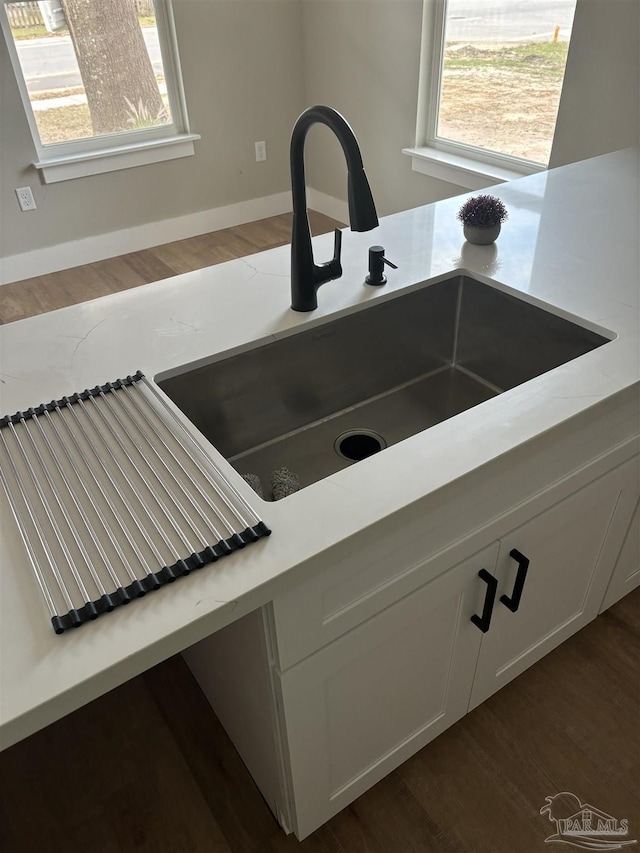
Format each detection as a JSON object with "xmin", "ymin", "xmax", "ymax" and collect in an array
[
  {"xmin": 402, "ymin": 146, "xmax": 541, "ymax": 190},
  {"xmin": 33, "ymin": 133, "xmax": 201, "ymax": 184}
]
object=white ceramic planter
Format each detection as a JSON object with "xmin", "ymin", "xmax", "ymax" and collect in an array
[{"xmin": 463, "ymin": 223, "xmax": 501, "ymax": 245}]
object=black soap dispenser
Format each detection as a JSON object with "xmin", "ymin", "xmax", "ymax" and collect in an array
[{"xmin": 365, "ymin": 245, "xmax": 397, "ymax": 286}]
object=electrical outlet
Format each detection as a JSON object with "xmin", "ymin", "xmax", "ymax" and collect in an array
[
  {"xmin": 255, "ymin": 141, "xmax": 267, "ymax": 162},
  {"xmin": 16, "ymin": 187, "xmax": 37, "ymax": 212}
]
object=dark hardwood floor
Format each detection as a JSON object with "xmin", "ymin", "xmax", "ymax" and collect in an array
[{"xmin": 0, "ymin": 213, "xmax": 638, "ymax": 852}]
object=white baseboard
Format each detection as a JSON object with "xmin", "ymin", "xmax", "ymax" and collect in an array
[
  {"xmin": 0, "ymin": 192, "xmax": 292, "ymax": 286},
  {"xmin": 0, "ymin": 188, "xmax": 347, "ymax": 286}
]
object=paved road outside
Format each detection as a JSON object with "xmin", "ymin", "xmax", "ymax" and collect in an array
[
  {"xmin": 16, "ymin": 26, "xmax": 162, "ymax": 92},
  {"xmin": 16, "ymin": 2, "xmax": 577, "ymax": 93},
  {"xmin": 446, "ymin": 0, "xmax": 576, "ymax": 41}
]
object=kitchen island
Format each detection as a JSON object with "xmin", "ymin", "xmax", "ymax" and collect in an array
[{"xmin": 1, "ymin": 149, "xmax": 638, "ymax": 837}]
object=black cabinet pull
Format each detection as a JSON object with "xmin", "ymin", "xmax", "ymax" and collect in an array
[
  {"xmin": 500, "ymin": 548, "xmax": 530, "ymax": 613},
  {"xmin": 471, "ymin": 568, "xmax": 498, "ymax": 633}
]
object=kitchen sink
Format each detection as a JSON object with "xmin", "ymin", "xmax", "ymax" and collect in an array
[{"xmin": 157, "ymin": 275, "xmax": 609, "ymax": 500}]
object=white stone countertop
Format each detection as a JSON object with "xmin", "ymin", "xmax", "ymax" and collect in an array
[{"xmin": 1, "ymin": 148, "xmax": 638, "ymax": 749}]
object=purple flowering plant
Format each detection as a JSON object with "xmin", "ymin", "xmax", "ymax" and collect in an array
[{"xmin": 457, "ymin": 194, "xmax": 509, "ymax": 229}]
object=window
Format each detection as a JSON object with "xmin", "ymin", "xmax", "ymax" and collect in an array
[
  {"xmin": 1, "ymin": 0, "xmax": 198, "ymax": 182},
  {"xmin": 405, "ymin": 0, "xmax": 577, "ymax": 188}
]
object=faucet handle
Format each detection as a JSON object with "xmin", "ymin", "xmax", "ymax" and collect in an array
[
  {"xmin": 313, "ymin": 228, "xmax": 343, "ymax": 290},
  {"xmin": 332, "ymin": 228, "xmax": 342, "ymax": 264},
  {"xmin": 329, "ymin": 228, "xmax": 343, "ymax": 279}
]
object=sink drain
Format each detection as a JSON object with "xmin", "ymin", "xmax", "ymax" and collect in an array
[{"xmin": 334, "ymin": 429, "xmax": 387, "ymax": 461}]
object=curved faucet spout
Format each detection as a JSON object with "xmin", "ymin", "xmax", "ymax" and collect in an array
[{"xmin": 290, "ymin": 106, "xmax": 378, "ymax": 312}]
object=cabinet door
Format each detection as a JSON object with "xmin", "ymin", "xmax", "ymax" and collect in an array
[
  {"xmin": 275, "ymin": 544, "xmax": 499, "ymax": 841},
  {"xmin": 600, "ymin": 456, "xmax": 640, "ymax": 611},
  {"xmin": 469, "ymin": 463, "xmax": 630, "ymax": 710},
  {"xmin": 601, "ymin": 499, "xmax": 640, "ymax": 610}
]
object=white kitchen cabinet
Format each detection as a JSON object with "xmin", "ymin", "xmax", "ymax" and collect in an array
[
  {"xmin": 274, "ymin": 459, "xmax": 637, "ymax": 837},
  {"xmin": 469, "ymin": 459, "xmax": 636, "ymax": 709},
  {"xmin": 274, "ymin": 544, "xmax": 498, "ymax": 839},
  {"xmin": 184, "ymin": 452, "xmax": 639, "ymax": 841}
]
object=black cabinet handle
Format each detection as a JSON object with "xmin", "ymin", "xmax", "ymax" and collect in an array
[
  {"xmin": 471, "ymin": 568, "xmax": 498, "ymax": 633},
  {"xmin": 500, "ymin": 548, "xmax": 530, "ymax": 613}
]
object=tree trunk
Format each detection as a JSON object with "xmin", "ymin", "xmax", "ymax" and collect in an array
[{"xmin": 60, "ymin": 0, "xmax": 164, "ymax": 136}]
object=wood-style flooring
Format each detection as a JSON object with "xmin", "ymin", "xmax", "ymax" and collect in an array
[
  {"xmin": 0, "ymin": 213, "xmax": 638, "ymax": 852},
  {"xmin": 0, "ymin": 211, "xmax": 338, "ymax": 324}
]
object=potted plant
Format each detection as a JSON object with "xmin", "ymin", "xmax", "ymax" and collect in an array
[{"xmin": 457, "ymin": 194, "xmax": 508, "ymax": 245}]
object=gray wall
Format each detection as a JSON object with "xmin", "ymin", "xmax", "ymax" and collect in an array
[
  {"xmin": 1, "ymin": 0, "xmax": 639, "ymax": 260},
  {"xmin": 300, "ymin": 0, "xmax": 460, "ymax": 217},
  {"xmin": 0, "ymin": 0, "xmax": 304, "ymax": 258},
  {"xmin": 550, "ymin": 0, "xmax": 640, "ymax": 167},
  {"xmin": 302, "ymin": 0, "xmax": 640, "ymax": 213}
]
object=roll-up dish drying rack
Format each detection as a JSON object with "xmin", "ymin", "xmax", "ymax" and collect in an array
[{"xmin": 0, "ymin": 371, "xmax": 270, "ymax": 634}]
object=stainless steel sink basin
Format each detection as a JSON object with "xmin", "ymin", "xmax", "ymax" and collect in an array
[{"xmin": 158, "ymin": 275, "xmax": 609, "ymax": 500}]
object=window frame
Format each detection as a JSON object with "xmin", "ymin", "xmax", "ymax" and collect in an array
[
  {"xmin": 0, "ymin": 0, "xmax": 199, "ymax": 183},
  {"xmin": 404, "ymin": 0, "xmax": 563, "ymax": 189}
]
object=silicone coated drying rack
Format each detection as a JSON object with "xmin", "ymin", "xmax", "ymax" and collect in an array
[{"xmin": 0, "ymin": 371, "xmax": 270, "ymax": 634}]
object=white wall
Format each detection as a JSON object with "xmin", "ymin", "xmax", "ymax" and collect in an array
[
  {"xmin": 550, "ymin": 0, "xmax": 640, "ymax": 167},
  {"xmin": 0, "ymin": 0, "xmax": 304, "ymax": 260}
]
